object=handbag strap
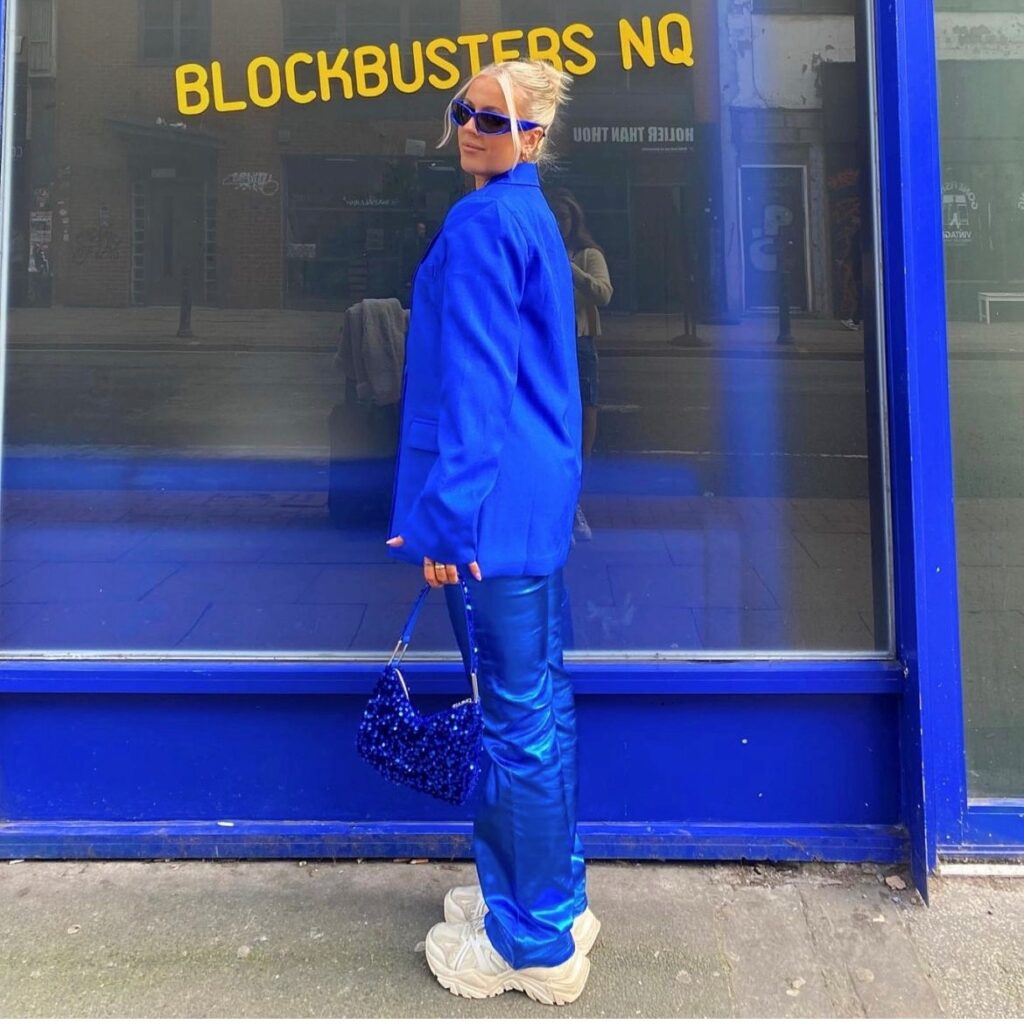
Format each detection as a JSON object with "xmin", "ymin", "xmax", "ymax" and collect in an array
[{"xmin": 386, "ymin": 581, "xmax": 479, "ymax": 702}]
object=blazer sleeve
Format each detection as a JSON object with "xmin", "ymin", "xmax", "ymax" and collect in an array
[
  {"xmin": 396, "ymin": 200, "xmax": 526, "ymax": 566},
  {"xmin": 570, "ymin": 247, "xmax": 613, "ymax": 307}
]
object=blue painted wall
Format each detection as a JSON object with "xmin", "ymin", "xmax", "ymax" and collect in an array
[{"xmin": 0, "ymin": 695, "xmax": 906, "ymax": 860}]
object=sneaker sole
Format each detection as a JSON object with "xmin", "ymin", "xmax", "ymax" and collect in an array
[
  {"xmin": 424, "ymin": 930, "xmax": 591, "ymax": 1005},
  {"xmin": 443, "ymin": 895, "xmax": 601, "ymax": 957}
]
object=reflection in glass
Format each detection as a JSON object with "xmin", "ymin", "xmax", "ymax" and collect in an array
[
  {"xmin": 0, "ymin": 0, "xmax": 890, "ymax": 655},
  {"xmin": 141, "ymin": 0, "xmax": 210, "ymax": 62},
  {"xmin": 935, "ymin": 3, "xmax": 1024, "ymax": 795}
]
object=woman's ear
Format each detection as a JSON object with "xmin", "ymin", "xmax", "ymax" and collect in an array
[{"xmin": 524, "ymin": 128, "xmax": 545, "ymax": 161}]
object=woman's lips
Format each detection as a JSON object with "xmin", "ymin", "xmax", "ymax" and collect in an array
[{"xmin": 461, "ymin": 143, "xmax": 485, "ymax": 153}]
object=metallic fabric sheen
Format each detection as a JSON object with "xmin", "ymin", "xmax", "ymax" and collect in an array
[{"xmin": 444, "ymin": 569, "xmax": 588, "ymax": 969}]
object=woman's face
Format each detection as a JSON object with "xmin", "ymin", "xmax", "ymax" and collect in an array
[{"xmin": 457, "ymin": 75, "xmax": 542, "ymax": 185}]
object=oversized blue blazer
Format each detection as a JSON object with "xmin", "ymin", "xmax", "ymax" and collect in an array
[{"xmin": 387, "ymin": 160, "xmax": 583, "ymax": 577}]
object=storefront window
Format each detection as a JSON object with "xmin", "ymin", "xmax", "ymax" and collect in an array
[
  {"xmin": 283, "ymin": 1, "xmax": 344, "ymax": 50},
  {"xmin": 0, "ymin": 0, "xmax": 891, "ymax": 655},
  {"xmin": 140, "ymin": 0, "xmax": 211, "ymax": 62},
  {"xmin": 936, "ymin": 1, "xmax": 1024, "ymax": 795}
]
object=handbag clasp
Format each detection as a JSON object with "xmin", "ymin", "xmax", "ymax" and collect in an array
[{"xmin": 388, "ymin": 638, "xmax": 409, "ymax": 667}]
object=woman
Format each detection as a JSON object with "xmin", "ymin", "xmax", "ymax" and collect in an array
[
  {"xmin": 549, "ymin": 189, "xmax": 614, "ymax": 542},
  {"xmin": 385, "ymin": 59, "xmax": 598, "ymax": 1005}
]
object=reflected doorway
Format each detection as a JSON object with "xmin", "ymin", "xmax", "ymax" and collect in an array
[{"xmin": 144, "ymin": 175, "xmax": 205, "ymax": 306}]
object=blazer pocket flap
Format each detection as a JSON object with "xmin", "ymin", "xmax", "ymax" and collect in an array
[{"xmin": 406, "ymin": 416, "xmax": 440, "ymax": 452}]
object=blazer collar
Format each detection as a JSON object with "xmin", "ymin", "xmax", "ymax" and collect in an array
[{"xmin": 486, "ymin": 161, "xmax": 540, "ymax": 188}]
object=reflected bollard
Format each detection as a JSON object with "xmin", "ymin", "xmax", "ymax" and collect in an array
[
  {"xmin": 177, "ymin": 266, "xmax": 193, "ymax": 339},
  {"xmin": 776, "ymin": 235, "xmax": 794, "ymax": 345}
]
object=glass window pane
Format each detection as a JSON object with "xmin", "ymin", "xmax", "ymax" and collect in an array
[
  {"xmin": 142, "ymin": 26, "xmax": 174, "ymax": 60},
  {"xmin": 283, "ymin": 0, "xmax": 341, "ymax": 48},
  {"xmin": 406, "ymin": 0, "xmax": 457, "ymax": 41},
  {"xmin": 346, "ymin": 0, "xmax": 401, "ymax": 45},
  {"xmin": 935, "ymin": 2, "xmax": 1024, "ymax": 795},
  {"xmin": 26, "ymin": 0, "xmax": 54, "ymax": 75},
  {"xmin": 142, "ymin": 0, "xmax": 173, "ymax": 29},
  {"xmin": 0, "ymin": 0, "xmax": 891, "ymax": 656}
]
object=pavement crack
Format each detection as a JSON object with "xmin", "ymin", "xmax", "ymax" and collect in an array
[
  {"xmin": 711, "ymin": 892, "xmax": 738, "ymax": 1015},
  {"xmin": 798, "ymin": 883, "xmax": 868, "ymax": 1018},
  {"xmin": 890, "ymin": 889, "xmax": 949, "ymax": 1016}
]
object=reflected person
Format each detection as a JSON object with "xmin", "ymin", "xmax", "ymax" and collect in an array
[
  {"xmin": 549, "ymin": 189, "xmax": 613, "ymax": 542},
  {"xmin": 385, "ymin": 59, "xmax": 597, "ymax": 1005}
]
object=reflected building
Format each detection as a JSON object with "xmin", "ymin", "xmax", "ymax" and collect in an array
[
  {"xmin": 1, "ymin": 0, "xmax": 894, "ymax": 660},
  {"xmin": 9, "ymin": 0, "xmax": 725, "ymax": 321},
  {"xmin": 12, "ymin": 0, "xmax": 466, "ymax": 309},
  {"xmin": 8, "ymin": 0, "xmax": 906, "ymax": 326},
  {"xmin": 13, "ymin": 1, "xmax": 1013, "ymax": 325},
  {"xmin": 935, "ymin": 8, "xmax": 1024, "ymax": 320},
  {"xmin": 717, "ymin": 0, "xmax": 863, "ymax": 319}
]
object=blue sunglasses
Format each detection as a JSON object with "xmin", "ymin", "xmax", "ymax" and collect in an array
[{"xmin": 449, "ymin": 97, "xmax": 543, "ymax": 136}]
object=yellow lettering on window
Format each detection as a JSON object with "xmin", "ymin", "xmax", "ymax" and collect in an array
[
  {"xmin": 457, "ymin": 33, "xmax": 489, "ymax": 76},
  {"xmin": 562, "ymin": 23, "xmax": 596, "ymax": 76},
  {"xmin": 491, "ymin": 29, "xmax": 524, "ymax": 64},
  {"xmin": 211, "ymin": 60, "xmax": 247, "ymax": 112},
  {"xmin": 658, "ymin": 13, "xmax": 694, "ymax": 66},
  {"xmin": 316, "ymin": 48, "xmax": 354, "ymax": 101},
  {"xmin": 390, "ymin": 41, "xmax": 426, "ymax": 94},
  {"xmin": 177, "ymin": 15, "xmax": 698, "ymax": 113},
  {"xmin": 425, "ymin": 36, "xmax": 460, "ymax": 89},
  {"xmin": 526, "ymin": 27, "xmax": 563, "ymax": 69},
  {"xmin": 284, "ymin": 52, "xmax": 317, "ymax": 104},
  {"xmin": 176, "ymin": 62, "xmax": 210, "ymax": 115},
  {"xmin": 354, "ymin": 45, "xmax": 389, "ymax": 98},
  {"xmin": 247, "ymin": 56, "xmax": 282, "ymax": 108},
  {"xmin": 619, "ymin": 16, "xmax": 656, "ymax": 70}
]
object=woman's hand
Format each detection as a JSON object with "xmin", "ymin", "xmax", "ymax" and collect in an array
[{"xmin": 386, "ymin": 536, "xmax": 482, "ymax": 587}]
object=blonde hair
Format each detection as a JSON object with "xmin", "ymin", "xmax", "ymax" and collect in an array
[{"xmin": 438, "ymin": 59, "xmax": 572, "ymax": 166}]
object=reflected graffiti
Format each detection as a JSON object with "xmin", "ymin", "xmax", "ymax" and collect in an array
[
  {"xmin": 71, "ymin": 226, "xmax": 122, "ymax": 265},
  {"xmin": 222, "ymin": 171, "xmax": 281, "ymax": 196}
]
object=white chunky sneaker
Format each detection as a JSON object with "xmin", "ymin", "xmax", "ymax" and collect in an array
[
  {"xmin": 424, "ymin": 920, "xmax": 591, "ymax": 1004},
  {"xmin": 443, "ymin": 884, "xmax": 602, "ymax": 955}
]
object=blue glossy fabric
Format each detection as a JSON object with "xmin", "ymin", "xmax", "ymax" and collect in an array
[
  {"xmin": 444, "ymin": 570, "xmax": 587, "ymax": 969},
  {"xmin": 388, "ymin": 160, "xmax": 583, "ymax": 577}
]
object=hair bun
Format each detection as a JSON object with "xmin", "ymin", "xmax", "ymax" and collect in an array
[{"xmin": 532, "ymin": 59, "xmax": 573, "ymax": 110}]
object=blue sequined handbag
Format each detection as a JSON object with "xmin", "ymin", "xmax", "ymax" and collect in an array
[{"xmin": 356, "ymin": 581, "xmax": 483, "ymax": 806}]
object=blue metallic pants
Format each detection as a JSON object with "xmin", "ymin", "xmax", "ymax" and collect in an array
[{"xmin": 444, "ymin": 569, "xmax": 587, "ymax": 969}]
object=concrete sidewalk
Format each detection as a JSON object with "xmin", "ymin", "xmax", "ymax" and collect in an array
[{"xmin": 1, "ymin": 858, "xmax": 1021, "ymax": 1018}]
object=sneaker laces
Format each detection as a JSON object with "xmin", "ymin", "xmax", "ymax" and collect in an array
[
  {"xmin": 467, "ymin": 894, "xmax": 487, "ymax": 925},
  {"xmin": 451, "ymin": 926, "xmax": 509, "ymax": 974}
]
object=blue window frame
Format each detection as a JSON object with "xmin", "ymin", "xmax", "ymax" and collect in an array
[
  {"xmin": 872, "ymin": 0, "xmax": 1024, "ymax": 876},
  {"xmin": 0, "ymin": 0, "xmax": 1021, "ymax": 886}
]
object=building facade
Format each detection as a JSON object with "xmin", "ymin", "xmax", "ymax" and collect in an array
[{"xmin": 0, "ymin": 0, "xmax": 1021, "ymax": 895}]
